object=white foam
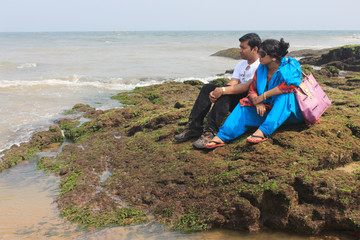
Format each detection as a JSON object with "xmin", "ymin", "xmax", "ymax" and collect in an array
[
  {"xmin": 174, "ymin": 74, "xmax": 232, "ymax": 84},
  {"xmin": 0, "ymin": 76, "xmax": 159, "ymax": 91},
  {"xmin": 17, "ymin": 63, "xmax": 37, "ymax": 69},
  {"xmin": 0, "ymin": 73, "xmax": 234, "ymax": 93}
]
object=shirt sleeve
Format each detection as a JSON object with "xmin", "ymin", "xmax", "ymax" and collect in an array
[{"xmin": 231, "ymin": 62, "xmax": 242, "ymax": 80}]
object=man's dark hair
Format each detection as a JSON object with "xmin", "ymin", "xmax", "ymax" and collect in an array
[{"xmin": 239, "ymin": 33, "xmax": 261, "ymax": 50}]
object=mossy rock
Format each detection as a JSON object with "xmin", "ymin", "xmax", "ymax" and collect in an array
[
  {"xmin": 300, "ymin": 45, "xmax": 360, "ymax": 72},
  {"xmin": 3, "ymin": 72, "xmax": 360, "ymax": 238},
  {"xmin": 211, "ymin": 48, "xmax": 240, "ymax": 60},
  {"xmin": 209, "ymin": 78, "xmax": 230, "ymax": 86},
  {"xmin": 0, "ymin": 126, "xmax": 64, "ymax": 172}
]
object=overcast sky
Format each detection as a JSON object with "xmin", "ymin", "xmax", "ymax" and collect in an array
[{"xmin": 1, "ymin": 0, "xmax": 359, "ymax": 32}]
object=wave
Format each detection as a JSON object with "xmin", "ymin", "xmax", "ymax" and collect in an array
[
  {"xmin": 17, "ymin": 63, "xmax": 37, "ymax": 69},
  {"xmin": 0, "ymin": 61, "xmax": 38, "ymax": 70},
  {"xmin": 0, "ymin": 74, "xmax": 227, "ymax": 91}
]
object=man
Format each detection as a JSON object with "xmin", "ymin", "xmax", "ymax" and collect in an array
[{"xmin": 174, "ymin": 33, "xmax": 261, "ymax": 149}]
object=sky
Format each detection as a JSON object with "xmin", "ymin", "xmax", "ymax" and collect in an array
[{"xmin": 0, "ymin": 0, "xmax": 359, "ymax": 32}]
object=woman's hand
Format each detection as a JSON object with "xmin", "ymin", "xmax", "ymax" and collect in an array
[
  {"xmin": 256, "ymin": 103, "xmax": 266, "ymax": 117},
  {"xmin": 209, "ymin": 87, "xmax": 223, "ymax": 103},
  {"xmin": 252, "ymin": 94, "xmax": 264, "ymax": 105}
]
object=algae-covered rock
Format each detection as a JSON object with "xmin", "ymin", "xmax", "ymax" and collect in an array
[
  {"xmin": 0, "ymin": 126, "xmax": 64, "ymax": 172},
  {"xmin": 3, "ymin": 66, "xmax": 360, "ymax": 238},
  {"xmin": 211, "ymin": 48, "xmax": 240, "ymax": 60},
  {"xmin": 287, "ymin": 48, "xmax": 331, "ymax": 58},
  {"xmin": 299, "ymin": 45, "xmax": 360, "ymax": 71}
]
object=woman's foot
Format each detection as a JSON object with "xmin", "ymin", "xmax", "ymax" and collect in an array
[
  {"xmin": 204, "ymin": 136, "xmax": 226, "ymax": 149},
  {"xmin": 246, "ymin": 129, "xmax": 267, "ymax": 143}
]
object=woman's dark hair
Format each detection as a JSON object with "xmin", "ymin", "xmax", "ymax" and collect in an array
[
  {"xmin": 260, "ymin": 38, "xmax": 289, "ymax": 61},
  {"xmin": 239, "ymin": 33, "xmax": 261, "ymax": 50}
]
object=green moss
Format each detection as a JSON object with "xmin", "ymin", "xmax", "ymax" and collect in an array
[
  {"xmin": 209, "ymin": 78, "xmax": 229, "ymax": 86},
  {"xmin": 60, "ymin": 120, "xmax": 102, "ymax": 142},
  {"xmin": 142, "ymin": 92, "xmax": 164, "ymax": 105},
  {"xmin": 183, "ymin": 80, "xmax": 204, "ymax": 87},
  {"xmin": 326, "ymin": 65, "xmax": 340, "ymax": 74},
  {"xmin": 60, "ymin": 204, "xmax": 147, "ymax": 228},
  {"xmin": 111, "ymin": 92, "xmax": 141, "ymax": 105},
  {"xmin": 59, "ymin": 169, "xmax": 83, "ymax": 196},
  {"xmin": 37, "ymin": 156, "xmax": 69, "ymax": 175},
  {"xmin": 173, "ymin": 209, "xmax": 208, "ymax": 232},
  {"xmin": 59, "ymin": 119, "xmax": 80, "ymax": 132},
  {"xmin": 112, "ymin": 87, "xmax": 165, "ymax": 105}
]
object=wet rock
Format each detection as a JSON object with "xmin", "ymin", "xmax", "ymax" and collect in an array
[
  {"xmin": 0, "ymin": 126, "xmax": 64, "ymax": 172},
  {"xmin": 299, "ymin": 45, "xmax": 360, "ymax": 72}
]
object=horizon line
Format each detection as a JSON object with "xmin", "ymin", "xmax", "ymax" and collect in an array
[{"xmin": 1, "ymin": 29, "xmax": 360, "ymax": 34}]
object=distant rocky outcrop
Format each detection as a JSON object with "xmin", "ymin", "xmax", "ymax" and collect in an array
[
  {"xmin": 211, "ymin": 47, "xmax": 330, "ymax": 60},
  {"xmin": 287, "ymin": 49, "xmax": 331, "ymax": 58},
  {"xmin": 211, "ymin": 48, "xmax": 240, "ymax": 59},
  {"xmin": 299, "ymin": 45, "xmax": 360, "ymax": 72},
  {"xmin": 212, "ymin": 45, "xmax": 360, "ymax": 73}
]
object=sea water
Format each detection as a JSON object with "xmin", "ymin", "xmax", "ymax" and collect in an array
[{"xmin": 0, "ymin": 31, "xmax": 360, "ymax": 239}]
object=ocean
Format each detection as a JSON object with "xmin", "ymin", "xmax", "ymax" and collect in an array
[{"xmin": 0, "ymin": 31, "xmax": 360, "ymax": 239}]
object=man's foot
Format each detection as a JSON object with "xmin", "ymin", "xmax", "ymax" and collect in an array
[
  {"xmin": 192, "ymin": 131, "xmax": 215, "ymax": 149},
  {"xmin": 246, "ymin": 129, "xmax": 267, "ymax": 144},
  {"xmin": 174, "ymin": 129, "xmax": 202, "ymax": 142}
]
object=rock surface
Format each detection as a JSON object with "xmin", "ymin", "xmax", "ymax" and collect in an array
[
  {"xmin": 1, "ymin": 66, "xmax": 360, "ymax": 238},
  {"xmin": 299, "ymin": 45, "xmax": 360, "ymax": 72},
  {"xmin": 211, "ymin": 45, "xmax": 360, "ymax": 73},
  {"xmin": 211, "ymin": 48, "xmax": 240, "ymax": 59}
]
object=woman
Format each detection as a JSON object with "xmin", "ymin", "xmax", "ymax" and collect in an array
[{"xmin": 204, "ymin": 38, "xmax": 304, "ymax": 148}]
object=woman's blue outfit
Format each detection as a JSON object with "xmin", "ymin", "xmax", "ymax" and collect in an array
[{"xmin": 217, "ymin": 57, "xmax": 304, "ymax": 142}]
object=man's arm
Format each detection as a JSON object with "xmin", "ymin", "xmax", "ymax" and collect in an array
[
  {"xmin": 209, "ymin": 79, "xmax": 252, "ymax": 103},
  {"xmin": 227, "ymin": 78, "xmax": 240, "ymax": 86}
]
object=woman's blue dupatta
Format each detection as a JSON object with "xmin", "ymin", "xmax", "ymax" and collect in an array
[
  {"xmin": 255, "ymin": 57, "xmax": 303, "ymax": 117},
  {"xmin": 256, "ymin": 57, "xmax": 302, "ymax": 96}
]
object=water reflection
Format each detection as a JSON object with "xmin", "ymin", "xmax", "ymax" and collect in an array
[
  {"xmin": 0, "ymin": 157, "xmax": 82, "ymax": 239},
  {"xmin": 77, "ymin": 224, "xmax": 310, "ymax": 240}
]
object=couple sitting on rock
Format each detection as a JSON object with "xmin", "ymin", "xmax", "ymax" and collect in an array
[{"xmin": 175, "ymin": 33, "xmax": 304, "ymax": 149}]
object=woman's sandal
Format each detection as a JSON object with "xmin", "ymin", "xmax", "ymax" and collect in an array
[
  {"xmin": 246, "ymin": 134, "xmax": 268, "ymax": 144},
  {"xmin": 204, "ymin": 141, "xmax": 226, "ymax": 149}
]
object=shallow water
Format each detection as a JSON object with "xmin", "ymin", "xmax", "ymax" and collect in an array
[{"xmin": 0, "ymin": 153, "xmax": 81, "ymax": 239}]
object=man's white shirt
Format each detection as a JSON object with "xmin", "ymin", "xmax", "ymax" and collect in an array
[{"xmin": 232, "ymin": 59, "xmax": 260, "ymax": 84}]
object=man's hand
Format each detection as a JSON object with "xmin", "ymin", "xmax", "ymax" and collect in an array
[
  {"xmin": 209, "ymin": 87, "xmax": 223, "ymax": 103},
  {"xmin": 256, "ymin": 103, "xmax": 266, "ymax": 117}
]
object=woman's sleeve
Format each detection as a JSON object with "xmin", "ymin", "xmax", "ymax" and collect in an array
[
  {"xmin": 247, "ymin": 71, "xmax": 258, "ymax": 96},
  {"xmin": 278, "ymin": 81, "xmax": 296, "ymax": 93}
]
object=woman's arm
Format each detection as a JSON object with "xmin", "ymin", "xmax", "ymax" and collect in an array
[
  {"xmin": 252, "ymin": 81, "xmax": 296, "ymax": 106},
  {"xmin": 251, "ymin": 87, "xmax": 282, "ymax": 105}
]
